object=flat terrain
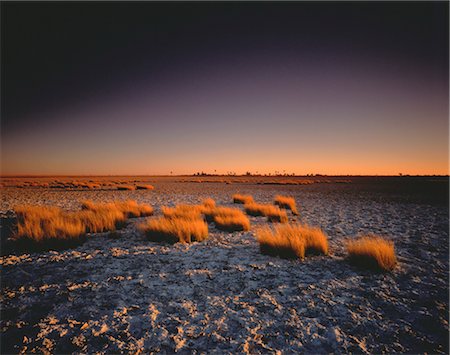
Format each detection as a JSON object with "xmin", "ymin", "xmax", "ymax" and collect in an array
[{"xmin": 1, "ymin": 176, "xmax": 448, "ymax": 353}]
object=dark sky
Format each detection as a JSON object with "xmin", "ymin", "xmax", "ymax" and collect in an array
[{"xmin": 1, "ymin": 1, "xmax": 448, "ymax": 175}]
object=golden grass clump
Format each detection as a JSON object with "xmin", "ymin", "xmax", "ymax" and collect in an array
[
  {"xmin": 232, "ymin": 194, "xmax": 254, "ymax": 204},
  {"xmin": 266, "ymin": 208, "xmax": 288, "ymax": 223},
  {"xmin": 162, "ymin": 205, "xmax": 204, "ymax": 220},
  {"xmin": 138, "ymin": 217, "xmax": 208, "ymax": 244},
  {"xmin": 256, "ymin": 224, "xmax": 328, "ymax": 260},
  {"xmin": 202, "ymin": 198, "xmax": 216, "ymax": 208},
  {"xmin": 15, "ymin": 206, "xmax": 85, "ymax": 243},
  {"xmin": 212, "ymin": 207, "xmax": 250, "ymax": 232},
  {"xmin": 81, "ymin": 200, "xmax": 153, "ymax": 218},
  {"xmin": 136, "ymin": 184, "xmax": 154, "ymax": 190},
  {"xmin": 244, "ymin": 203, "xmax": 273, "ymax": 217},
  {"xmin": 347, "ymin": 235, "xmax": 397, "ymax": 272},
  {"xmin": 274, "ymin": 195, "xmax": 299, "ymax": 215},
  {"xmin": 13, "ymin": 204, "xmax": 128, "ymax": 250},
  {"xmin": 117, "ymin": 185, "xmax": 136, "ymax": 191}
]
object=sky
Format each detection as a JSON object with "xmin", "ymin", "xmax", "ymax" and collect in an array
[{"xmin": 1, "ymin": 2, "xmax": 448, "ymax": 176}]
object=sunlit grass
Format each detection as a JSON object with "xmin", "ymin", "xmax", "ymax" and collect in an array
[
  {"xmin": 136, "ymin": 184, "xmax": 154, "ymax": 190},
  {"xmin": 81, "ymin": 200, "xmax": 153, "ymax": 218},
  {"xmin": 266, "ymin": 208, "xmax": 288, "ymax": 223},
  {"xmin": 347, "ymin": 235, "xmax": 397, "ymax": 272},
  {"xmin": 202, "ymin": 198, "xmax": 216, "ymax": 208},
  {"xmin": 13, "ymin": 200, "xmax": 154, "ymax": 250},
  {"xmin": 13, "ymin": 206, "xmax": 123, "ymax": 250},
  {"xmin": 162, "ymin": 205, "xmax": 204, "ymax": 220},
  {"xmin": 138, "ymin": 217, "xmax": 208, "ymax": 244},
  {"xmin": 212, "ymin": 207, "xmax": 250, "ymax": 232},
  {"xmin": 232, "ymin": 194, "xmax": 254, "ymax": 204},
  {"xmin": 117, "ymin": 185, "xmax": 136, "ymax": 191},
  {"xmin": 256, "ymin": 224, "xmax": 328, "ymax": 260},
  {"xmin": 274, "ymin": 195, "xmax": 299, "ymax": 215}
]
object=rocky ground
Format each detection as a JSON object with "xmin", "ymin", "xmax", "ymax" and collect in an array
[{"xmin": 1, "ymin": 179, "xmax": 448, "ymax": 353}]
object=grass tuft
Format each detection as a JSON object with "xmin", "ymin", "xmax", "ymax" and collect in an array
[
  {"xmin": 162, "ymin": 205, "xmax": 204, "ymax": 220},
  {"xmin": 274, "ymin": 195, "xmax": 299, "ymax": 215},
  {"xmin": 117, "ymin": 185, "xmax": 136, "ymax": 191},
  {"xmin": 256, "ymin": 224, "xmax": 328, "ymax": 260},
  {"xmin": 81, "ymin": 200, "xmax": 153, "ymax": 218},
  {"xmin": 232, "ymin": 194, "xmax": 254, "ymax": 204},
  {"xmin": 202, "ymin": 198, "xmax": 216, "ymax": 208},
  {"xmin": 347, "ymin": 235, "xmax": 397, "ymax": 272},
  {"xmin": 212, "ymin": 207, "xmax": 250, "ymax": 232},
  {"xmin": 138, "ymin": 217, "xmax": 208, "ymax": 244},
  {"xmin": 136, "ymin": 184, "xmax": 154, "ymax": 190}
]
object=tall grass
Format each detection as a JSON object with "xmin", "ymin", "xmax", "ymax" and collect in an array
[
  {"xmin": 138, "ymin": 217, "xmax": 208, "ymax": 243},
  {"xmin": 256, "ymin": 224, "xmax": 328, "ymax": 260},
  {"xmin": 13, "ymin": 200, "xmax": 153, "ymax": 250},
  {"xmin": 211, "ymin": 207, "xmax": 250, "ymax": 232},
  {"xmin": 162, "ymin": 205, "xmax": 204, "ymax": 220},
  {"xmin": 136, "ymin": 184, "xmax": 154, "ymax": 190},
  {"xmin": 274, "ymin": 195, "xmax": 299, "ymax": 215},
  {"xmin": 232, "ymin": 194, "xmax": 254, "ymax": 204},
  {"xmin": 117, "ymin": 185, "xmax": 136, "ymax": 191},
  {"xmin": 347, "ymin": 235, "xmax": 397, "ymax": 272},
  {"xmin": 81, "ymin": 200, "xmax": 153, "ymax": 218}
]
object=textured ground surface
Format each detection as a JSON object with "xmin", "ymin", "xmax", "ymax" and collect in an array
[{"xmin": 1, "ymin": 178, "xmax": 449, "ymax": 353}]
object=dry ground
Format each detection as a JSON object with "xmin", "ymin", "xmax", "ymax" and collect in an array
[{"xmin": 1, "ymin": 177, "xmax": 448, "ymax": 353}]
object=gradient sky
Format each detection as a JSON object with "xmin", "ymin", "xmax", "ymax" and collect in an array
[{"xmin": 2, "ymin": 2, "xmax": 448, "ymax": 175}]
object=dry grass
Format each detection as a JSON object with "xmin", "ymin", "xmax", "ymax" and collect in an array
[
  {"xmin": 274, "ymin": 195, "xmax": 299, "ymax": 215},
  {"xmin": 212, "ymin": 207, "xmax": 250, "ymax": 232},
  {"xmin": 138, "ymin": 217, "xmax": 208, "ymax": 244},
  {"xmin": 347, "ymin": 235, "xmax": 397, "ymax": 272},
  {"xmin": 244, "ymin": 203, "xmax": 273, "ymax": 217},
  {"xmin": 162, "ymin": 205, "xmax": 204, "ymax": 220},
  {"xmin": 13, "ymin": 205, "xmax": 126, "ymax": 250},
  {"xmin": 81, "ymin": 200, "xmax": 153, "ymax": 218},
  {"xmin": 13, "ymin": 200, "xmax": 154, "ymax": 250},
  {"xmin": 256, "ymin": 224, "xmax": 328, "ymax": 260},
  {"xmin": 202, "ymin": 198, "xmax": 216, "ymax": 208},
  {"xmin": 266, "ymin": 209, "xmax": 288, "ymax": 223},
  {"xmin": 232, "ymin": 194, "xmax": 254, "ymax": 204},
  {"xmin": 117, "ymin": 185, "xmax": 136, "ymax": 191},
  {"xmin": 136, "ymin": 184, "xmax": 154, "ymax": 190}
]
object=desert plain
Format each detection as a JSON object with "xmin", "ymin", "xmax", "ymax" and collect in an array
[{"xmin": 0, "ymin": 175, "xmax": 448, "ymax": 353}]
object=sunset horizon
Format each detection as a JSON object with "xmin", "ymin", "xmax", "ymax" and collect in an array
[{"xmin": 2, "ymin": 2, "xmax": 448, "ymax": 177}]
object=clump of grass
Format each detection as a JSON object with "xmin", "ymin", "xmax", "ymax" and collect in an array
[
  {"xmin": 232, "ymin": 194, "xmax": 254, "ymax": 204},
  {"xmin": 347, "ymin": 235, "xmax": 397, "ymax": 272},
  {"xmin": 138, "ymin": 217, "xmax": 208, "ymax": 244},
  {"xmin": 202, "ymin": 198, "xmax": 216, "ymax": 208},
  {"xmin": 274, "ymin": 195, "xmax": 298, "ymax": 215},
  {"xmin": 266, "ymin": 208, "xmax": 288, "ymax": 223},
  {"xmin": 244, "ymin": 203, "xmax": 273, "ymax": 217},
  {"xmin": 12, "ymin": 204, "xmax": 129, "ymax": 250},
  {"xmin": 136, "ymin": 184, "xmax": 154, "ymax": 190},
  {"xmin": 81, "ymin": 200, "xmax": 153, "ymax": 218},
  {"xmin": 243, "ymin": 203, "xmax": 288, "ymax": 223},
  {"xmin": 212, "ymin": 207, "xmax": 250, "ymax": 232},
  {"xmin": 117, "ymin": 185, "xmax": 135, "ymax": 191},
  {"xmin": 162, "ymin": 205, "xmax": 204, "ymax": 220},
  {"xmin": 256, "ymin": 224, "xmax": 328, "ymax": 260}
]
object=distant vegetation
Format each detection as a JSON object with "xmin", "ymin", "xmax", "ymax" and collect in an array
[{"xmin": 136, "ymin": 184, "xmax": 154, "ymax": 190}]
